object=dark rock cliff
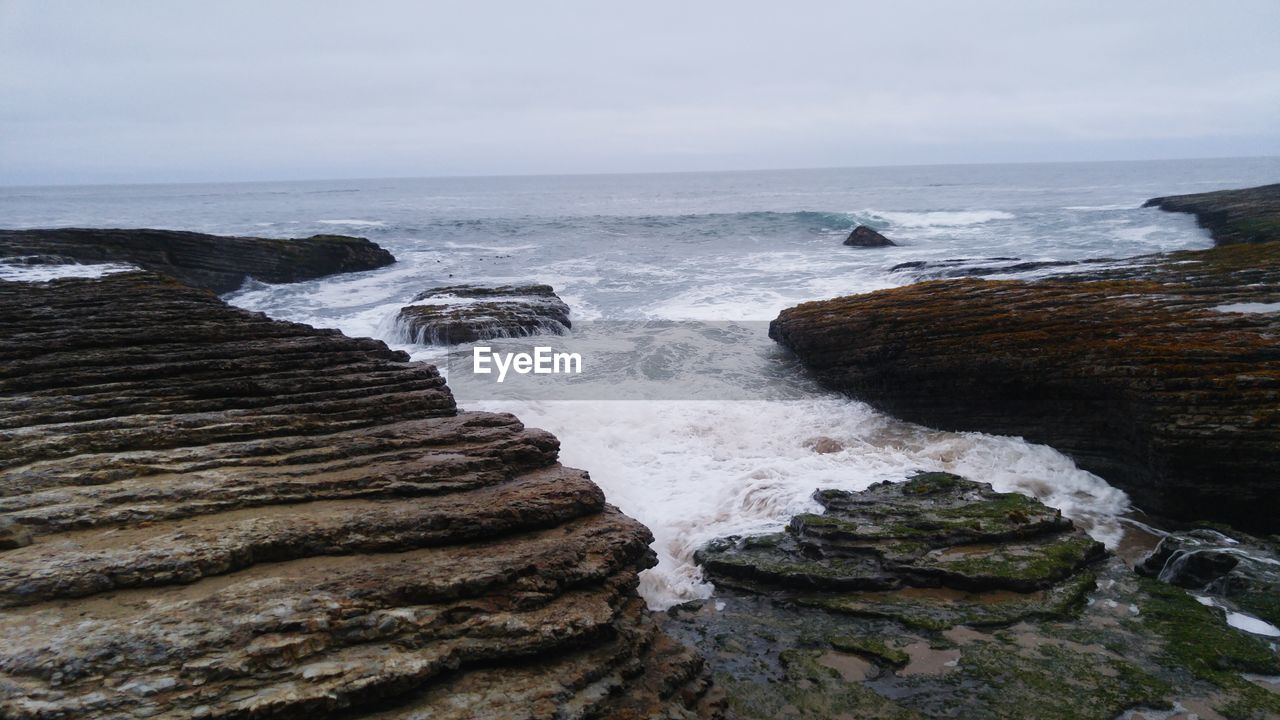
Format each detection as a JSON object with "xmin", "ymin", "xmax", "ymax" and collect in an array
[
  {"xmin": 770, "ymin": 242, "xmax": 1280, "ymax": 532},
  {"xmin": 0, "ymin": 273, "xmax": 719, "ymax": 719},
  {"xmin": 0, "ymin": 227, "xmax": 396, "ymax": 293},
  {"xmin": 1144, "ymin": 182, "xmax": 1280, "ymax": 246}
]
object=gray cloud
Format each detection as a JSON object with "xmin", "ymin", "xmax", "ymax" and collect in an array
[{"xmin": 2, "ymin": 0, "xmax": 1278, "ymax": 184}]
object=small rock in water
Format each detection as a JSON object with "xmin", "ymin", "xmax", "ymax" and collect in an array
[
  {"xmin": 395, "ymin": 283, "xmax": 571, "ymax": 345},
  {"xmin": 843, "ymin": 224, "xmax": 896, "ymax": 247}
]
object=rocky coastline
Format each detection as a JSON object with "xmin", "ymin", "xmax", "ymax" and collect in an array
[
  {"xmin": 0, "ymin": 271, "xmax": 719, "ymax": 718},
  {"xmin": 3, "ymin": 184, "xmax": 1280, "ymax": 718},
  {"xmin": 0, "ymin": 227, "xmax": 395, "ymax": 293},
  {"xmin": 669, "ymin": 471, "xmax": 1280, "ymax": 719},
  {"xmin": 770, "ymin": 184, "xmax": 1280, "ymax": 532}
]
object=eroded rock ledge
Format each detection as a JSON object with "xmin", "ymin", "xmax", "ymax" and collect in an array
[
  {"xmin": 0, "ymin": 228, "xmax": 396, "ymax": 293},
  {"xmin": 1144, "ymin": 183, "xmax": 1280, "ymax": 246},
  {"xmin": 0, "ymin": 273, "xmax": 718, "ymax": 719},
  {"xmin": 770, "ymin": 241, "xmax": 1280, "ymax": 531}
]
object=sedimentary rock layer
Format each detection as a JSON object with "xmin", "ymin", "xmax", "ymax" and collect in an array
[
  {"xmin": 770, "ymin": 242, "xmax": 1280, "ymax": 531},
  {"xmin": 0, "ymin": 227, "xmax": 396, "ymax": 293},
  {"xmin": 674, "ymin": 472, "xmax": 1280, "ymax": 719},
  {"xmin": 0, "ymin": 273, "xmax": 716, "ymax": 719},
  {"xmin": 1144, "ymin": 182, "xmax": 1280, "ymax": 246},
  {"xmin": 395, "ymin": 284, "xmax": 571, "ymax": 345}
]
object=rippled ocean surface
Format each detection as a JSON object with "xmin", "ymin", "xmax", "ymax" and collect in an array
[{"xmin": 5, "ymin": 157, "xmax": 1278, "ymax": 607}]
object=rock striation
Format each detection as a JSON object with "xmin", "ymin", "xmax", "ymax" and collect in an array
[
  {"xmin": 666, "ymin": 471, "xmax": 1280, "ymax": 719},
  {"xmin": 395, "ymin": 284, "xmax": 572, "ymax": 345},
  {"xmin": 0, "ymin": 273, "xmax": 718, "ymax": 719},
  {"xmin": 770, "ymin": 241, "xmax": 1280, "ymax": 531},
  {"xmin": 844, "ymin": 225, "xmax": 896, "ymax": 247},
  {"xmin": 0, "ymin": 227, "xmax": 396, "ymax": 293},
  {"xmin": 1144, "ymin": 183, "xmax": 1280, "ymax": 246}
]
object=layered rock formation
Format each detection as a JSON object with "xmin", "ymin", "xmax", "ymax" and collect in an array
[
  {"xmin": 666, "ymin": 472, "xmax": 1280, "ymax": 719},
  {"xmin": 844, "ymin": 225, "xmax": 896, "ymax": 247},
  {"xmin": 0, "ymin": 273, "xmax": 717, "ymax": 719},
  {"xmin": 697, "ymin": 473, "xmax": 1105, "ymax": 627},
  {"xmin": 1145, "ymin": 183, "xmax": 1280, "ymax": 246},
  {"xmin": 0, "ymin": 227, "xmax": 396, "ymax": 293},
  {"xmin": 395, "ymin": 284, "xmax": 572, "ymax": 345},
  {"xmin": 770, "ymin": 240, "xmax": 1280, "ymax": 531}
]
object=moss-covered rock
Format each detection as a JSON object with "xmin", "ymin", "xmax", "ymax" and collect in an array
[
  {"xmin": 698, "ymin": 472, "xmax": 1101, "ymax": 606},
  {"xmin": 672, "ymin": 470, "xmax": 1280, "ymax": 719}
]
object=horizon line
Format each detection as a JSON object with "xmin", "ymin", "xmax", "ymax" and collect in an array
[{"xmin": 2, "ymin": 153, "xmax": 1278, "ymax": 191}]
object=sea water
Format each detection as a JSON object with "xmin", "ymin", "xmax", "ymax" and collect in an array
[{"xmin": 4, "ymin": 157, "xmax": 1278, "ymax": 608}]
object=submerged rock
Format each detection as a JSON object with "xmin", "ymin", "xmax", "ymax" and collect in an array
[
  {"xmin": 669, "ymin": 471, "xmax": 1280, "ymax": 719},
  {"xmin": 395, "ymin": 283, "xmax": 572, "ymax": 345},
  {"xmin": 770, "ymin": 241, "xmax": 1280, "ymax": 532},
  {"xmin": 1145, "ymin": 182, "xmax": 1280, "ymax": 246},
  {"xmin": 844, "ymin": 224, "xmax": 897, "ymax": 247},
  {"xmin": 0, "ymin": 272, "xmax": 719, "ymax": 719},
  {"xmin": 0, "ymin": 227, "xmax": 396, "ymax": 293}
]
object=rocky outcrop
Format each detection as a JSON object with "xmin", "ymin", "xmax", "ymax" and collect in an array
[
  {"xmin": 664, "ymin": 471, "xmax": 1280, "ymax": 719},
  {"xmin": 395, "ymin": 284, "xmax": 571, "ymax": 345},
  {"xmin": 770, "ymin": 241, "xmax": 1280, "ymax": 532},
  {"xmin": 1145, "ymin": 183, "xmax": 1280, "ymax": 246},
  {"xmin": 844, "ymin": 225, "xmax": 896, "ymax": 247},
  {"xmin": 0, "ymin": 227, "xmax": 396, "ymax": 293},
  {"xmin": 696, "ymin": 473, "xmax": 1104, "ymax": 624},
  {"xmin": 0, "ymin": 273, "xmax": 718, "ymax": 719}
]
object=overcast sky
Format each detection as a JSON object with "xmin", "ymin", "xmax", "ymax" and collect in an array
[{"xmin": 1, "ymin": 1, "xmax": 1278, "ymax": 185}]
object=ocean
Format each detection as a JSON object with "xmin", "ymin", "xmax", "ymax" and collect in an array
[{"xmin": 4, "ymin": 156, "xmax": 1278, "ymax": 608}]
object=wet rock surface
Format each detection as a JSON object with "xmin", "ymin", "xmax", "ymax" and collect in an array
[
  {"xmin": 395, "ymin": 283, "xmax": 572, "ymax": 345},
  {"xmin": 668, "ymin": 472, "xmax": 1280, "ymax": 719},
  {"xmin": 0, "ymin": 227, "xmax": 396, "ymax": 293},
  {"xmin": 844, "ymin": 225, "xmax": 897, "ymax": 247},
  {"xmin": 1145, "ymin": 183, "xmax": 1280, "ymax": 246},
  {"xmin": 1137, "ymin": 527, "xmax": 1280, "ymax": 631},
  {"xmin": 770, "ymin": 240, "xmax": 1280, "ymax": 532},
  {"xmin": 0, "ymin": 273, "xmax": 719, "ymax": 719}
]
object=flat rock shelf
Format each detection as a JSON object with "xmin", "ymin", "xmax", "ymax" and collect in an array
[
  {"xmin": 0, "ymin": 272, "xmax": 720, "ymax": 719},
  {"xmin": 0, "ymin": 228, "xmax": 396, "ymax": 293}
]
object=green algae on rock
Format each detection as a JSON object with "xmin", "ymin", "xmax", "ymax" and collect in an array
[
  {"xmin": 670, "ymin": 471, "xmax": 1280, "ymax": 719},
  {"xmin": 696, "ymin": 472, "xmax": 1104, "ymax": 612}
]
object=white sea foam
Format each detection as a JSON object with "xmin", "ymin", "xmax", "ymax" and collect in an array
[
  {"xmin": 0, "ymin": 262, "xmax": 136, "ymax": 282},
  {"xmin": 1194, "ymin": 596, "xmax": 1280, "ymax": 637},
  {"xmin": 441, "ymin": 242, "xmax": 541, "ymax": 252},
  {"xmin": 471, "ymin": 396, "xmax": 1130, "ymax": 609},
  {"xmin": 860, "ymin": 209, "xmax": 1015, "ymax": 227},
  {"xmin": 316, "ymin": 219, "xmax": 387, "ymax": 227}
]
